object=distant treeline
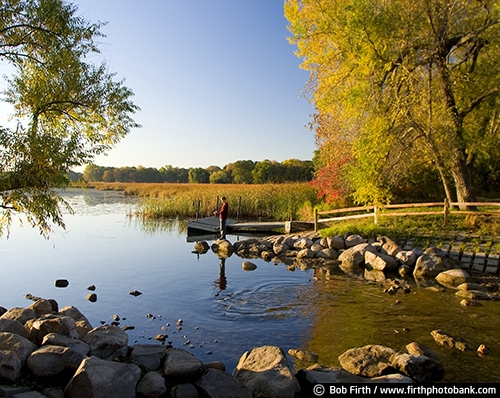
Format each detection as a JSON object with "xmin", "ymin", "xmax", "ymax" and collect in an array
[{"xmin": 79, "ymin": 159, "xmax": 314, "ymax": 184}]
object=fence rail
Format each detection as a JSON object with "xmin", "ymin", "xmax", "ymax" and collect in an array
[{"xmin": 313, "ymin": 200, "xmax": 500, "ymax": 231}]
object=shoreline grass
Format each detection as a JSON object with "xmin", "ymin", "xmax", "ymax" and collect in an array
[{"xmin": 85, "ymin": 182, "xmax": 319, "ymax": 222}]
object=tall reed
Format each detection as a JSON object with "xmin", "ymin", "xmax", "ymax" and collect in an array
[{"xmin": 116, "ymin": 183, "xmax": 320, "ymax": 221}]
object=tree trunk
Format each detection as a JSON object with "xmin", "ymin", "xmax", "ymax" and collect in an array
[{"xmin": 450, "ymin": 151, "xmax": 475, "ymax": 209}]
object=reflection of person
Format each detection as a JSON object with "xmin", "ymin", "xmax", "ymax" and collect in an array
[
  {"xmin": 215, "ymin": 257, "xmax": 227, "ymax": 296},
  {"xmin": 213, "ymin": 196, "xmax": 228, "ymax": 239}
]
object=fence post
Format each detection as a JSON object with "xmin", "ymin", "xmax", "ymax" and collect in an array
[
  {"xmin": 374, "ymin": 206, "xmax": 378, "ymax": 225},
  {"xmin": 314, "ymin": 208, "xmax": 318, "ymax": 231},
  {"xmin": 443, "ymin": 198, "xmax": 449, "ymax": 226}
]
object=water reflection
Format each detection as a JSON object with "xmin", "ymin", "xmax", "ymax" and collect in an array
[{"xmin": 214, "ymin": 258, "xmax": 227, "ymax": 296}]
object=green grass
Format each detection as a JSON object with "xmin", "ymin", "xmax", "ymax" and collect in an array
[{"xmin": 318, "ymin": 210, "xmax": 500, "ymax": 240}]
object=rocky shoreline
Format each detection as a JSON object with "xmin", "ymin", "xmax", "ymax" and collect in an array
[{"xmin": 1, "ymin": 231, "xmax": 498, "ymax": 397}]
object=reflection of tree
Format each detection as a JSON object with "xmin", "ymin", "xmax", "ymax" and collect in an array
[
  {"xmin": 132, "ymin": 218, "xmax": 188, "ymax": 235},
  {"xmin": 215, "ymin": 258, "xmax": 227, "ymax": 296}
]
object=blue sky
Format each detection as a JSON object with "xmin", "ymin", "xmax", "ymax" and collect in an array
[{"xmin": 71, "ymin": 0, "xmax": 316, "ymax": 170}]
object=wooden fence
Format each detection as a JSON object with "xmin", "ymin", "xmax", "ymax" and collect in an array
[{"xmin": 313, "ymin": 200, "xmax": 500, "ymax": 231}]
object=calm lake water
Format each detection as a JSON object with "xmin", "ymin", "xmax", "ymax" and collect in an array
[{"xmin": 1, "ymin": 188, "xmax": 499, "ymax": 382}]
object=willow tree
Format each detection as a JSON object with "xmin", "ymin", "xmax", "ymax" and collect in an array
[
  {"xmin": 285, "ymin": 0, "xmax": 500, "ymax": 206},
  {"xmin": 0, "ymin": 0, "xmax": 140, "ymax": 237}
]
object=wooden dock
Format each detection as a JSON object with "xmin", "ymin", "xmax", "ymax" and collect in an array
[{"xmin": 187, "ymin": 216, "xmax": 312, "ymax": 235}]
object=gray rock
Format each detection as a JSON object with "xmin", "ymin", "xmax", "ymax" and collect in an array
[
  {"xmin": 0, "ymin": 318, "xmax": 30, "ymax": 339},
  {"xmin": 233, "ymin": 345, "xmax": 300, "ymax": 398},
  {"xmin": 41, "ymin": 333, "xmax": 90, "ymax": 356},
  {"xmin": 164, "ymin": 348, "xmax": 206, "ymax": 383},
  {"xmin": 27, "ymin": 345, "xmax": 85, "ymax": 377},
  {"xmin": 242, "ymin": 261, "xmax": 257, "ymax": 271},
  {"xmin": 54, "ymin": 279, "xmax": 69, "ymax": 288},
  {"xmin": 273, "ymin": 243, "xmax": 289, "ymax": 256},
  {"xmin": 130, "ymin": 344, "xmax": 167, "ymax": 371},
  {"xmin": 0, "ymin": 331, "xmax": 37, "ymax": 362},
  {"xmin": 64, "ymin": 356, "xmax": 141, "ymax": 398},
  {"xmin": 327, "ymin": 236, "xmax": 345, "ymax": 250},
  {"xmin": 405, "ymin": 342, "xmax": 440, "ymax": 361},
  {"xmin": 0, "ymin": 349, "xmax": 22, "ymax": 381},
  {"xmin": 296, "ymin": 248, "xmax": 315, "ymax": 259},
  {"xmin": 391, "ymin": 353, "xmax": 444, "ymax": 382},
  {"xmin": 295, "ymin": 366, "xmax": 370, "ymax": 384},
  {"xmin": 59, "ymin": 306, "xmax": 93, "ymax": 336},
  {"xmin": 83, "ymin": 325, "xmax": 128, "ymax": 359},
  {"xmin": 371, "ymin": 374, "xmax": 414, "ymax": 383},
  {"xmin": 413, "ymin": 252, "xmax": 456, "ymax": 279},
  {"xmin": 197, "ymin": 368, "xmax": 252, "ymax": 398},
  {"xmin": 26, "ymin": 314, "xmax": 77, "ymax": 345},
  {"xmin": 338, "ymin": 244, "xmax": 377, "ymax": 276},
  {"xmin": 431, "ymin": 329, "xmax": 472, "ymax": 351},
  {"xmin": 338, "ymin": 345, "xmax": 397, "ymax": 378},
  {"xmin": 395, "ymin": 251, "xmax": 417, "ymax": 267},
  {"xmin": 28, "ymin": 299, "xmax": 54, "ymax": 317},
  {"xmin": 0, "ymin": 307, "xmax": 36, "ymax": 325},
  {"xmin": 288, "ymin": 349, "xmax": 318, "ymax": 363},
  {"xmin": 316, "ymin": 248, "xmax": 338, "ymax": 260},
  {"xmin": 345, "ymin": 234, "xmax": 366, "ymax": 248},
  {"xmin": 436, "ymin": 269, "xmax": 469, "ymax": 287},
  {"xmin": 378, "ymin": 236, "xmax": 401, "ymax": 256},
  {"xmin": 136, "ymin": 371, "xmax": 167, "ymax": 398},
  {"xmin": 365, "ymin": 251, "xmax": 399, "ymax": 271},
  {"xmin": 171, "ymin": 383, "xmax": 199, "ymax": 398},
  {"xmin": 293, "ymin": 237, "xmax": 313, "ymax": 250}
]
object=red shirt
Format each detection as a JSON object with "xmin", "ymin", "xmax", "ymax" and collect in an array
[{"xmin": 217, "ymin": 202, "xmax": 228, "ymax": 219}]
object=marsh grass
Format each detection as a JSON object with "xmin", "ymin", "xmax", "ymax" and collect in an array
[{"xmin": 89, "ymin": 182, "xmax": 319, "ymax": 221}]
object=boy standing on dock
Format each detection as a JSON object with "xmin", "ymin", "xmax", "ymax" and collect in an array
[{"xmin": 214, "ymin": 196, "xmax": 229, "ymax": 239}]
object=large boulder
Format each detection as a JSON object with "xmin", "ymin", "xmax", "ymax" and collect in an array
[
  {"xmin": 136, "ymin": 371, "xmax": 167, "ymax": 398},
  {"xmin": 364, "ymin": 251, "xmax": 399, "ymax": 272},
  {"xmin": 83, "ymin": 325, "xmax": 128, "ymax": 359},
  {"xmin": 405, "ymin": 342, "xmax": 440, "ymax": 362},
  {"xmin": 0, "ymin": 331, "xmax": 37, "ymax": 362},
  {"xmin": 163, "ymin": 348, "xmax": 206, "ymax": 383},
  {"xmin": 233, "ymin": 345, "xmax": 300, "ymax": 398},
  {"xmin": 345, "ymin": 234, "xmax": 366, "ymax": 248},
  {"xmin": 435, "ymin": 269, "xmax": 470, "ymax": 288},
  {"xmin": 395, "ymin": 251, "xmax": 417, "ymax": 267},
  {"xmin": 0, "ymin": 350, "xmax": 22, "ymax": 381},
  {"xmin": 64, "ymin": 356, "xmax": 141, "ymax": 398},
  {"xmin": 28, "ymin": 299, "xmax": 54, "ymax": 317},
  {"xmin": 0, "ymin": 318, "xmax": 30, "ymax": 339},
  {"xmin": 391, "ymin": 353, "xmax": 444, "ymax": 382},
  {"xmin": 294, "ymin": 238, "xmax": 313, "ymax": 250},
  {"xmin": 338, "ymin": 244, "xmax": 377, "ymax": 276},
  {"xmin": 42, "ymin": 333, "xmax": 90, "ymax": 356},
  {"xmin": 197, "ymin": 368, "xmax": 252, "ymax": 398},
  {"xmin": 378, "ymin": 236, "xmax": 401, "ymax": 256},
  {"xmin": 27, "ymin": 345, "xmax": 85, "ymax": 377},
  {"xmin": 413, "ymin": 249, "xmax": 456, "ymax": 279},
  {"xmin": 327, "ymin": 236, "xmax": 345, "ymax": 250},
  {"xmin": 130, "ymin": 344, "xmax": 167, "ymax": 371},
  {"xmin": 0, "ymin": 307, "xmax": 36, "ymax": 325},
  {"xmin": 26, "ymin": 314, "xmax": 78, "ymax": 345},
  {"xmin": 338, "ymin": 345, "xmax": 398, "ymax": 378},
  {"xmin": 59, "ymin": 306, "xmax": 93, "ymax": 330}
]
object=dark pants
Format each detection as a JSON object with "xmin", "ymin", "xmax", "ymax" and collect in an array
[{"xmin": 219, "ymin": 218, "xmax": 227, "ymax": 239}]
